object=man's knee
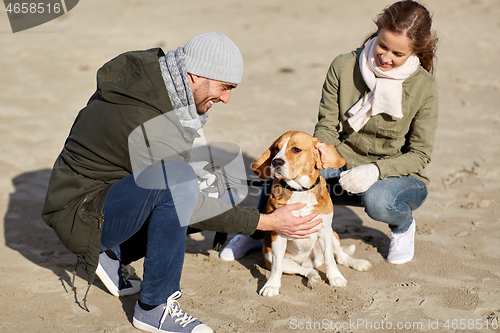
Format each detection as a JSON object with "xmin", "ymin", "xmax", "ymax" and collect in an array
[
  {"xmin": 164, "ymin": 161, "xmax": 198, "ymax": 203},
  {"xmin": 164, "ymin": 161, "xmax": 197, "ymax": 188},
  {"xmin": 135, "ymin": 161, "xmax": 197, "ymax": 193},
  {"xmin": 134, "ymin": 161, "xmax": 198, "ymax": 192}
]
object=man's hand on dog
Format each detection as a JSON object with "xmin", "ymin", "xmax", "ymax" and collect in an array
[{"xmin": 257, "ymin": 203, "xmax": 322, "ymax": 238}]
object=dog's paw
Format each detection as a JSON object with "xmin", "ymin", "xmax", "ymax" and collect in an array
[
  {"xmin": 328, "ymin": 275, "xmax": 347, "ymax": 287},
  {"xmin": 352, "ymin": 259, "xmax": 372, "ymax": 272},
  {"xmin": 306, "ymin": 274, "xmax": 322, "ymax": 289},
  {"xmin": 259, "ymin": 285, "xmax": 280, "ymax": 297}
]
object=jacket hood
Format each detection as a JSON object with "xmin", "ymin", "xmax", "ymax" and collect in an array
[{"xmin": 95, "ymin": 48, "xmax": 173, "ymax": 114}]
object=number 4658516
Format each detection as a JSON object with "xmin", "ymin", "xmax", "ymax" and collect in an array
[
  {"xmin": 5, "ymin": 2, "xmax": 61, "ymax": 14},
  {"xmin": 444, "ymin": 318, "xmax": 499, "ymax": 330}
]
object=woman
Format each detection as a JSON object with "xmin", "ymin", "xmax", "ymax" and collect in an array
[
  {"xmin": 220, "ymin": 0, "xmax": 439, "ymax": 265},
  {"xmin": 314, "ymin": 0, "xmax": 439, "ymax": 264}
]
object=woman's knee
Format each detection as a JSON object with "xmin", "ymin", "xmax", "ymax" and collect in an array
[
  {"xmin": 362, "ymin": 176, "xmax": 427, "ymax": 223},
  {"xmin": 362, "ymin": 188, "xmax": 395, "ymax": 221}
]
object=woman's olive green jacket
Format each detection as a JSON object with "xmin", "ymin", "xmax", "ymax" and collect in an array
[{"xmin": 314, "ymin": 47, "xmax": 439, "ymax": 186}]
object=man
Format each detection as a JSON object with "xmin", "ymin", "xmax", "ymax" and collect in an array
[{"xmin": 42, "ymin": 32, "xmax": 321, "ymax": 333}]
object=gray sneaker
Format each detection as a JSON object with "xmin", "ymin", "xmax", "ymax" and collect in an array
[
  {"xmin": 96, "ymin": 250, "xmax": 141, "ymax": 297},
  {"xmin": 133, "ymin": 291, "xmax": 213, "ymax": 333}
]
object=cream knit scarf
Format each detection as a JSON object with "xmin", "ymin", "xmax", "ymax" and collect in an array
[{"xmin": 347, "ymin": 37, "xmax": 420, "ymax": 132}]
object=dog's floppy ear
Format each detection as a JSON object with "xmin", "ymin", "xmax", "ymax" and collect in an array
[
  {"xmin": 252, "ymin": 141, "xmax": 276, "ymax": 180},
  {"xmin": 314, "ymin": 138, "xmax": 346, "ymax": 170}
]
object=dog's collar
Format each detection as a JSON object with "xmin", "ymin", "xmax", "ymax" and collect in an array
[{"xmin": 279, "ymin": 176, "xmax": 321, "ymax": 192}]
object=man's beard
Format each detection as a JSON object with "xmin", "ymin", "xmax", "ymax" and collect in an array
[{"xmin": 192, "ymin": 80, "xmax": 210, "ymax": 115}]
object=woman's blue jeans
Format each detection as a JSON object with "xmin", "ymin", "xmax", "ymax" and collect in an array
[
  {"xmin": 258, "ymin": 169, "xmax": 428, "ymax": 234},
  {"xmin": 100, "ymin": 162, "xmax": 199, "ymax": 306}
]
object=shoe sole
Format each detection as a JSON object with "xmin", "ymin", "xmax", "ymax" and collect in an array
[
  {"xmin": 387, "ymin": 255, "xmax": 414, "ymax": 264},
  {"xmin": 96, "ymin": 263, "xmax": 141, "ymax": 297},
  {"xmin": 133, "ymin": 317, "xmax": 164, "ymax": 333},
  {"xmin": 133, "ymin": 318, "xmax": 214, "ymax": 333}
]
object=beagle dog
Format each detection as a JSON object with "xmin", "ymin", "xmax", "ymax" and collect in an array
[{"xmin": 252, "ymin": 131, "xmax": 372, "ymax": 297}]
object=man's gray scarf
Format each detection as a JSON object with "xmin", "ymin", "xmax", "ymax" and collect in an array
[{"xmin": 158, "ymin": 47, "xmax": 208, "ymax": 131}]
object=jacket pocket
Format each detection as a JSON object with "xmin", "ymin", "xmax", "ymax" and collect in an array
[
  {"xmin": 373, "ymin": 120, "xmax": 407, "ymax": 157},
  {"xmin": 52, "ymin": 197, "xmax": 101, "ymax": 255}
]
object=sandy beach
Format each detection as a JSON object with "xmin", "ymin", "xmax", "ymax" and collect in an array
[{"xmin": 1, "ymin": 0, "xmax": 499, "ymax": 332}]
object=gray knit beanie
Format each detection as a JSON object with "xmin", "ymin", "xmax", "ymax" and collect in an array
[{"xmin": 184, "ymin": 32, "xmax": 244, "ymax": 85}]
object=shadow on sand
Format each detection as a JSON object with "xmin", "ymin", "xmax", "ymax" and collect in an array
[{"xmin": 4, "ymin": 145, "xmax": 389, "ymax": 320}]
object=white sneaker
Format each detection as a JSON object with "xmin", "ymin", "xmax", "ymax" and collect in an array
[
  {"xmin": 387, "ymin": 219, "xmax": 416, "ymax": 264},
  {"xmin": 219, "ymin": 235, "xmax": 263, "ymax": 261}
]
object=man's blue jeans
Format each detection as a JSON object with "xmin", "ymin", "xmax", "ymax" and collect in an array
[
  {"xmin": 100, "ymin": 162, "xmax": 198, "ymax": 306},
  {"xmin": 257, "ymin": 169, "xmax": 428, "ymax": 234}
]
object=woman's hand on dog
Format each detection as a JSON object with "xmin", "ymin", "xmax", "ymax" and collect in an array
[{"xmin": 257, "ymin": 203, "xmax": 322, "ymax": 239}]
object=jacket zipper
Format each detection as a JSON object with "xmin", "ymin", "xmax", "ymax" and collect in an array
[{"xmin": 82, "ymin": 195, "xmax": 104, "ymax": 228}]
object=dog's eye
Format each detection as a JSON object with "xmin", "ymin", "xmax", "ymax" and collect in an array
[
  {"xmin": 291, "ymin": 147, "xmax": 302, "ymax": 153},
  {"xmin": 274, "ymin": 146, "xmax": 280, "ymax": 153}
]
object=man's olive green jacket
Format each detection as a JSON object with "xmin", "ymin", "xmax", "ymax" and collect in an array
[{"xmin": 42, "ymin": 48, "xmax": 259, "ymax": 283}]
